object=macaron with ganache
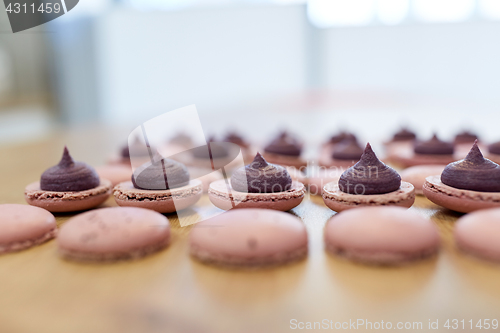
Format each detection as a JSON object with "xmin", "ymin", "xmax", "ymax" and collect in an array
[
  {"xmin": 389, "ymin": 134, "xmax": 456, "ymax": 168},
  {"xmin": 423, "ymin": 141, "xmax": 500, "ymax": 213},
  {"xmin": 25, "ymin": 147, "xmax": 112, "ymax": 212},
  {"xmin": 208, "ymin": 152, "xmax": 305, "ymax": 211},
  {"xmin": 113, "ymin": 153, "xmax": 202, "ymax": 213},
  {"xmin": 263, "ymin": 131, "xmax": 306, "ymax": 168},
  {"xmin": 322, "ymin": 143, "xmax": 415, "ymax": 212},
  {"xmin": 319, "ymin": 136, "xmax": 364, "ymax": 168}
]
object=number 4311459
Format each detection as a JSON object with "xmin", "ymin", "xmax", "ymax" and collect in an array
[
  {"xmin": 5, "ymin": 3, "xmax": 62, "ymax": 14},
  {"xmin": 444, "ymin": 319, "xmax": 498, "ymax": 329}
]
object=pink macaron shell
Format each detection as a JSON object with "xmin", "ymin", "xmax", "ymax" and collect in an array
[
  {"xmin": 325, "ymin": 206, "xmax": 440, "ymax": 264},
  {"xmin": 96, "ymin": 164, "xmax": 132, "ymax": 187},
  {"xmin": 0, "ymin": 204, "xmax": 57, "ymax": 252},
  {"xmin": 189, "ymin": 209, "xmax": 307, "ymax": 266},
  {"xmin": 113, "ymin": 180, "xmax": 203, "ymax": 214},
  {"xmin": 400, "ymin": 165, "xmax": 446, "ymax": 195},
  {"xmin": 24, "ymin": 180, "xmax": 112, "ymax": 213},
  {"xmin": 423, "ymin": 176, "xmax": 500, "ymax": 213},
  {"xmin": 454, "ymin": 209, "xmax": 500, "ymax": 262},
  {"xmin": 322, "ymin": 181, "xmax": 415, "ymax": 212},
  {"xmin": 57, "ymin": 207, "xmax": 170, "ymax": 260}
]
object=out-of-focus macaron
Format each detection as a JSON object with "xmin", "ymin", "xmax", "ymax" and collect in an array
[
  {"xmin": 57, "ymin": 207, "xmax": 170, "ymax": 261},
  {"xmin": 0, "ymin": 204, "xmax": 57, "ymax": 253},
  {"xmin": 324, "ymin": 206, "xmax": 440, "ymax": 265},
  {"xmin": 400, "ymin": 165, "xmax": 446, "ymax": 195},
  {"xmin": 189, "ymin": 208, "xmax": 308, "ymax": 267},
  {"xmin": 25, "ymin": 147, "xmax": 112, "ymax": 213},
  {"xmin": 454, "ymin": 208, "xmax": 500, "ymax": 262}
]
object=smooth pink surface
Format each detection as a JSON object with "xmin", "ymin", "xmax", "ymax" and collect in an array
[
  {"xmin": 0, "ymin": 204, "xmax": 56, "ymax": 245},
  {"xmin": 189, "ymin": 209, "xmax": 307, "ymax": 259},
  {"xmin": 454, "ymin": 209, "xmax": 500, "ymax": 261},
  {"xmin": 325, "ymin": 206, "xmax": 440, "ymax": 253},
  {"xmin": 58, "ymin": 207, "xmax": 170, "ymax": 254},
  {"xmin": 400, "ymin": 165, "xmax": 445, "ymax": 194}
]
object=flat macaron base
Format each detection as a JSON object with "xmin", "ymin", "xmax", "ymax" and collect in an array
[
  {"xmin": 262, "ymin": 152, "xmax": 307, "ymax": 168},
  {"xmin": 322, "ymin": 181, "xmax": 415, "ymax": 212},
  {"xmin": 189, "ymin": 209, "xmax": 308, "ymax": 268},
  {"xmin": 24, "ymin": 180, "xmax": 112, "ymax": 213},
  {"xmin": 208, "ymin": 179, "xmax": 305, "ymax": 211},
  {"xmin": 113, "ymin": 179, "xmax": 203, "ymax": 214},
  {"xmin": 423, "ymin": 175, "xmax": 500, "ymax": 213},
  {"xmin": 318, "ymin": 154, "xmax": 357, "ymax": 169},
  {"xmin": 0, "ymin": 204, "xmax": 58, "ymax": 254},
  {"xmin": 324, "ymin": 207, "xmax": 440, "ymax": 265},
  {"xmin": 57, "ymin": 207, "xmax": 171, "ymax": 262}
]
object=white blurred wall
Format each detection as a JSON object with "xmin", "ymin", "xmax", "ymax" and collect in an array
[{"xmin": 86, "ymin": 4, "xmax": 308, "ymax": 124}]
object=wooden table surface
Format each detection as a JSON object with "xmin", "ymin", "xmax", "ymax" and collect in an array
[{"xmin": 1, "ymin": 130, "xmax": 500, "ymax": 333}]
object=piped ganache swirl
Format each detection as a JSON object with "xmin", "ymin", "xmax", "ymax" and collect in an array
[
  {"xmin": 264, "ymin": 132, "xmax": 302, "ymax": 157},
  {"xmin": 40, "ymin": 147, "xmax": 100, "ymax": 192},
  {"xmin": 332, "ymin": 138, "xmax": 364, "ymax": 160},
  {"xmin": 223, "ymin": 132, "xmax": 249, "ymax": 149},
  {"xmin": 231, "ymin": 153, "xmax": 292, "ymax": 193},
  {"xmin": 338, "ymin": 143, "xmax": 401, "ymax": 195},
  {"xmin": 132, "ymin": 155, "xmax": 190, "ymax": 190},
  {"xmin": 414, "ymin": 134, "xmax": 454, "ymax": 155},
  {"xmin": 392, "ymin": 127, "xmax": 416, "ymax": 141},
  {"xmin": 441, "ymin": 141, "xmax": 500, "ymax": 192},
  {"xmin": 192, "ymin": 136, "xmax": 229, "ymax": 159},
  {"xmin": 328, "ymin": 131, "xmax": 356, "ymax": 145}
]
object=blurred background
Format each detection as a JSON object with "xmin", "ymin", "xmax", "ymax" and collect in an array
[{"xmin": 1, "ymin": 0, "xmax": 500, "ymax": 148}]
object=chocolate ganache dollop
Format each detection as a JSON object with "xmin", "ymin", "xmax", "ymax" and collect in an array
[
  {"xmin": 121, "ymin": 136, "xmax": 152, "ymax": 159},
  {"xmin": 192, "ymin": 136, "xmax": 229, "ymax": 159},
  {"xmin": 132, "ymin": 154, "xmax": 190, "ymax": 190},
  {"xmin": 488, "ymin": 141, "xmax": 500, "ymax": 155},
  {"xmin": 441, "ymin": 141, "xmax": 500, "ymax": 192},
  {"xmin": 264, "ymin": 132, "xmax": 302, "ymax": 156},
  {"xmin": 231, "ymin": 152, "xmax": 292, "ymax": 193},
  {"xmin": 392, "ymin": 127, "xmax": 416, "ymax": 142},
  {"xmin": 332, "ymin": 137, "xmax": 364, "ymax": 160},
  {"xmin": 454, "ymin": 130, "xmax": 478, "ymax": 144},
  {"xmin": 223, "ymin": 132, "xmax": 249, "ymax": 149},
  {"xmin": 328, "ymin": 131, "xmax": 356, "ymax": 145},
  {"xmin": 338, "ymin": 143, "xmax": 401, "ymax": 195},
  {"xmin": 40, "ymin": 147, "xmax": 100, "ymax": 192},
  {"xmin": 414, "ymin": 134, "xmax": 454, "ymax": 155}
]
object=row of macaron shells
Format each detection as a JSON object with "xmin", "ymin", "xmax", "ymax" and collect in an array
[{"xmin": 13, "ymin": 136, "xmax": 500, "ymax": 265}]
